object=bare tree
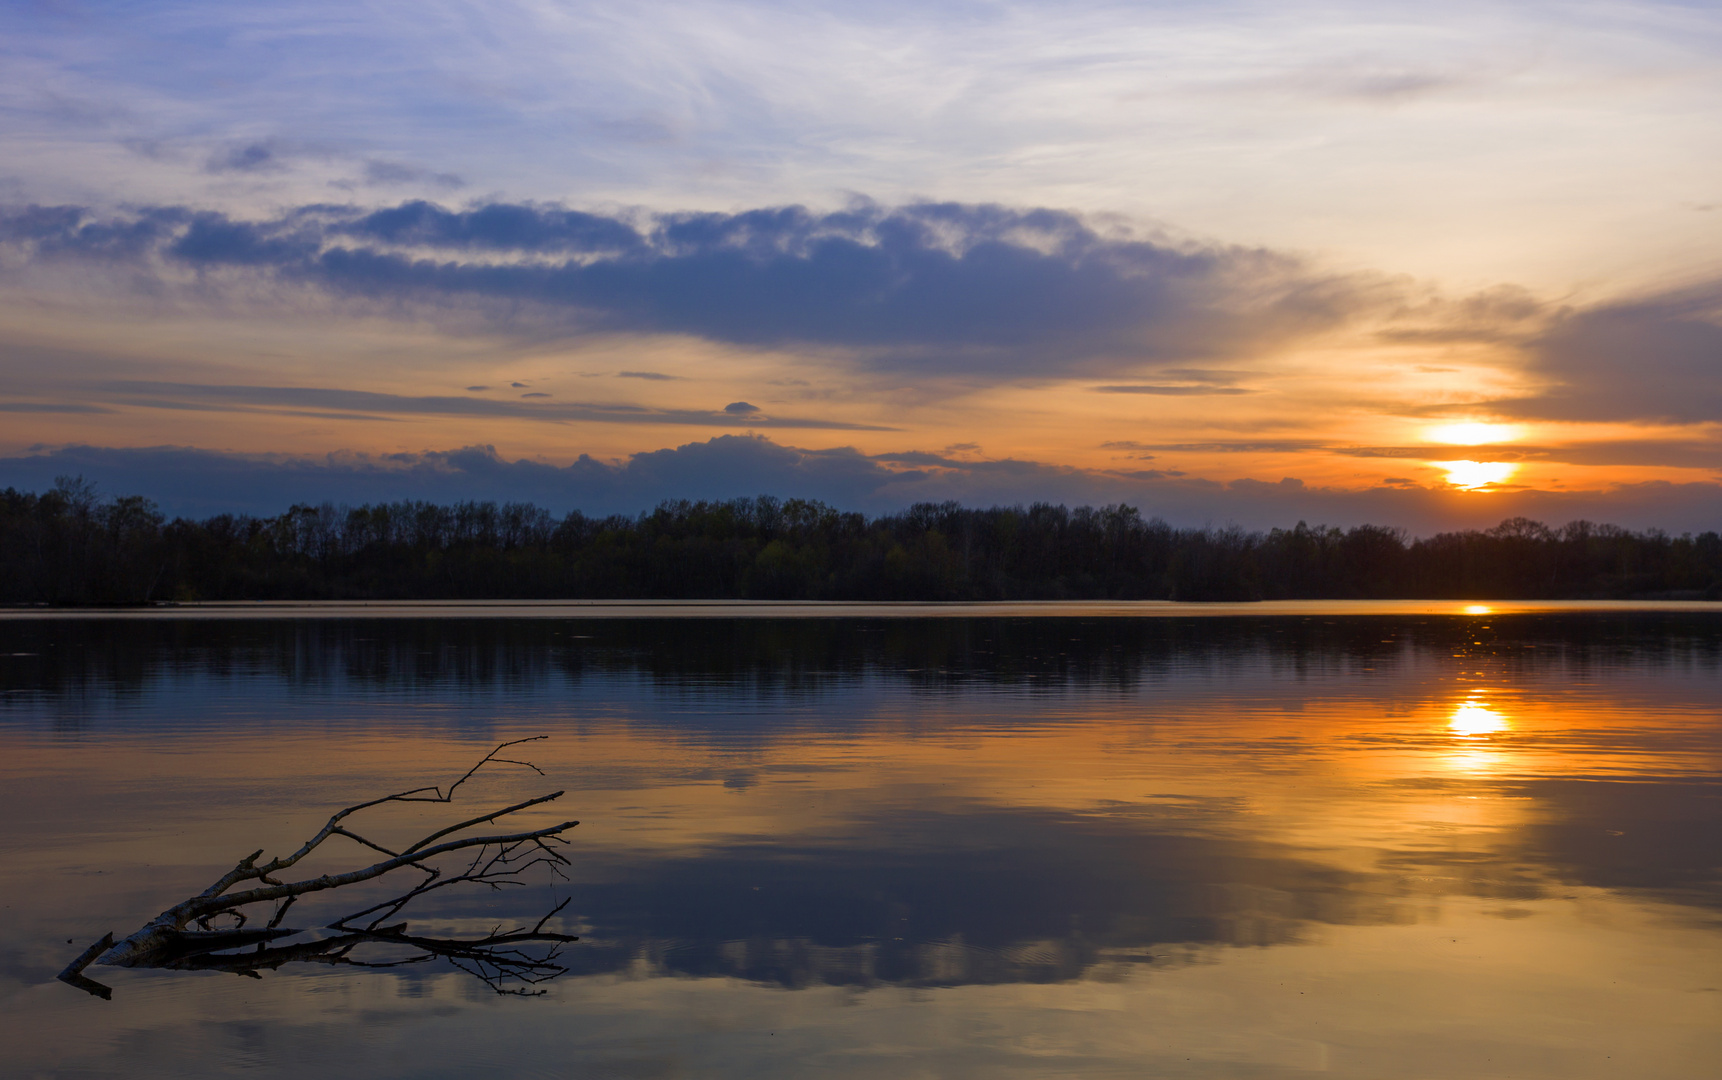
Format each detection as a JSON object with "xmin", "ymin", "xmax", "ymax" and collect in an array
[{"xmin": 59, "ymin": 737, "xmax": 580, "ymax": 998}]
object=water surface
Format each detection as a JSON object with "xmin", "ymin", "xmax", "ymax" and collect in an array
[{"xmin": 2, "ymin": 609, "xmax": 1719, "ymax": 1078}]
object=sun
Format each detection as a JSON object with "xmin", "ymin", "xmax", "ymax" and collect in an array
[
  {"xmin": 1435, "ymin": 460, "xmax": 1518, "ymax": 489},
  {"xmin": 1425, "ymin": 422, "xmax": 1521, "ymax": 445}
]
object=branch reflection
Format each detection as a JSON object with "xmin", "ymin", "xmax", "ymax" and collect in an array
[{"xmin": 58, "ymin": 740, "xmax": 578, "ymax": 999}]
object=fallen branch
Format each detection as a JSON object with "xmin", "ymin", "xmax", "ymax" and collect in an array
[{"xmin": 60, "ymin": 738, "xmax": 579, "ymax": 998}]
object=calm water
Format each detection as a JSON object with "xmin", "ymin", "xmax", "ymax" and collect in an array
[{"xmin": 1, "ymin": 607, "xmax": 1719, "ymax": 1078}]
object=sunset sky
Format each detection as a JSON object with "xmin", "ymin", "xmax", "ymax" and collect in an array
[{"xmin": 3, "ymin": 0, "xmax": 1721, "ymax": 530}]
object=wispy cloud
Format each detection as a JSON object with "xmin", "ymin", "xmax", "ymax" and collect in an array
[
  {"xmin": 0, "ymin": 402, "xmax": 113, "ymax": 414},
  {"xmin": 1093, "ymin": 385, "xmax": 1253, "ymax": 396},
  {"xmin": 204, "ymin": 142, "xmax": 284, "ymax": 175},
  {"xmin": 1123, "ymin": 441, "xmax": 1330, "ymax": 454},
  {"xmin": 94, "ymin": 379, "xmax": 893, "ymax": 430},
  {"xmin": 359, "ymin": 160, "xmax": 464, "ymax": 189},
  {"xmin": 1335, "ymin": 440, "xmax": 1722, "ymax": 470},
  {"xmin": 5, "ymin": 0, "xmax": 1713, "ymax": 300}
]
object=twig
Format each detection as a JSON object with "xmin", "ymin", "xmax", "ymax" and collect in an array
[
  {"xmin": 72, "ymin": 739, "xmax": 581, "ymax": 995},
  {"xmin": 57, "ymin": 933, "xmax": 115, "ymax": 999}
]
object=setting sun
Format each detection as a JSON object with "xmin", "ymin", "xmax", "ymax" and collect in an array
[
  {"xmin": 1425, "ymin": 422, "xmax": 1521, "ymax": 446},
  {"xmin": 1435, "ymin": 461, "xmax": 1518, "ymax": 489}
]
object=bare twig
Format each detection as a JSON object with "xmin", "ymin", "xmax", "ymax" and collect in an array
[
  {"xmin": 400, "ymin": 791, "xmax": 566, "ymax": 856},
  {"xmin": 62, "ymin": 740, "xmax": 580, "ymax": 997},
  {"xmin": 56, "ymin": 932, "xmax": 115, "ymax": 1000}
]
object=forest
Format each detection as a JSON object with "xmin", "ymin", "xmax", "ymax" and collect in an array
[{"xmin": 3, "ymin": 478, "xmax": 1720, "ymax": 604}]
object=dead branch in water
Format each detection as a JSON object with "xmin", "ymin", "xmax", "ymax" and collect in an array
[{"xmin": 59, "ymin": 737, "xmax": 580, "ymax": 998}]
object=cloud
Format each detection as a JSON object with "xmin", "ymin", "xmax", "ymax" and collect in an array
[
  {"xmin": 5, "ymin": 0, "xmax": 1717, "ymax": 353},
  {"xmin": 8, "ymin": 197, "xmax": 1714, "ymax": 441},
  {"xmin": 360, "ymin": 161, "xmax": 464, "ymax": 189},
  {"xmin": 6, "ymin": 435, "xmax": 1722, "ymax": 534},
  {"xmin": 560, "ymin": 803, "xmax": 1391, "ymax": 987},
  {"xmin": 1093, "ymin": 384, "xmax": 1253, "ymax": 396},
  {"xmin": 872, "ymin": 450, "xmax": 966, "ymax": 467},
  {"xmin": 340, "ymin": 200, "xmax": 643, "ymax": 254},
  {"xmin": 204, "ymin": 142, "xmax": 283, "ymax": 174},
  {"xmin": 87, "ymin": 379, "xmax": 891, "ymax": 431},
  {"xmin": 1124, "ymin": 441, "xmax": 1329, "ymax": 454},
  {"xmin": 0, "ymin": 402, "xmax": 113, "ymax": 413},
  {"xmin": 724, "ymin": 401, "xmax": 760, "ymax": 414},
  {"xmin": 0, "ymin": 199, "xmax": 1382, "ymax": 381},
  {"xmin": 1489, "ymin": 283, "xmax": 1722, "ymax": 424},
  {"xmin": 0, "ymin": 437, "xmax": 902, "ymax": 520},
  {"xmin": 1130, "ymin": 438, "xmax": 1722, "ymax": 471},
  {"xmin": 1155, "ymin": 368, "xmax": 1255, "ymax": 384},
  {"xmin": 1527, "ymin": 440, "xmax": 1722, "ymax": 470},
  {"xmin": 1334, "ymin": 441, "xmax": 1722, "ymax": 469}
]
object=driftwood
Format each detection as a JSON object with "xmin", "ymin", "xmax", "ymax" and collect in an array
[{"xmin": 59, "ymin": 737, "xmax": 580, "ymax": 998}]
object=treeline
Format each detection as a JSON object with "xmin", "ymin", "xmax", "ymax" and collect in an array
[{"xmin": 3, "ymin": 478, "xmax": 1720, "ymax": 604}]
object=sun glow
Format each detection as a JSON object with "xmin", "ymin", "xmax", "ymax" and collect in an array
[
  {"xmin": 1449, "ymin": 700, "xmax": 1509, "ymax": 737},
  {"xmin": 1435, "ymin": 460, "xmax": 1518, "ymax": 489},
  {"xmin": 1425, "ymin": 422, "xmax": 1521, "ymax": 446}
]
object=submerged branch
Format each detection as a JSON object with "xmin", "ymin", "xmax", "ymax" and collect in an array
[{"xmin": 61, "ymin": 740, "xmax": 580, "ymax": 998}]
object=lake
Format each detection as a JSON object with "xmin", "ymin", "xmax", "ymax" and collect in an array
[{"xmin": 1, "ymin": 603, "xmax": 1719, "ymax": 1078}]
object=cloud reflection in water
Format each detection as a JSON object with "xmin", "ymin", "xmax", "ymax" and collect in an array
[{"xmin": 2, "ymin": 611, "xmax": 1720, "ymax": 1078}]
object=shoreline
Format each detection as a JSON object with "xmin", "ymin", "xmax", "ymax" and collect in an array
[{"xmin": 3, "ymin": 598, "xmax": 1721, "ymax": 620}]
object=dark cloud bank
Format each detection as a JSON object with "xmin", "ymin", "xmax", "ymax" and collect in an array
[
  {"xmin": 6, "ymin": 436, "xmax": 1720, "ymax": 535},
  {"xmin": 4, "ymin": 196, "xmax": 1717, "ymax": 409},
  {"xmin": 1508, "ymin": 283, "xmax": 1722, "ymax": 424},
  {"xmin": 0, "ymin": 198, "xmax": 1361, "ymax": 379}
]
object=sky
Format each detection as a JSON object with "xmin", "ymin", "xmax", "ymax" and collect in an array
[{"xmin": 3, "ymin": 0, "xmax": 1721, "ymax": 530}]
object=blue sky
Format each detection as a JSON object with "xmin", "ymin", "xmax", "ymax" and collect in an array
[{"xmin": 3, "ymin": 1, "xmax": 1722, "ymax": 527}]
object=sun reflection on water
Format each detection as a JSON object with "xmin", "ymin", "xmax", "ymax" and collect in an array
[
  {"xmin": 1449, "ymin": 699, "xmax": 1509, "ymax": 737},
  {"xmin": 1441, "ymin": 695, "xmax": 1511, "ymax": 773},
  {"xmin": 1444, "ymin": 746, "xmax": 1506, "ymax": 773}
]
